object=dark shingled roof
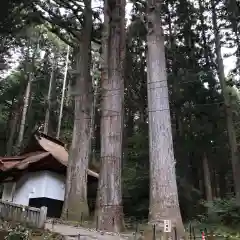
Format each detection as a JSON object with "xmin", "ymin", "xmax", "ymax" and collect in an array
[{"xmin": 0, "ymin": 132, "xmax": 98, "ymax": 179}]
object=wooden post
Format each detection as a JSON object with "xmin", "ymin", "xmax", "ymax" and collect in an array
[
  {"xmin": 192, "ymin": 226, "xmax": 196, "ymax": 240},
  {"xmin": 153, "ymin": 224, "xmax": 156, "ymax": 240},
  {"xmin": 38, "ymin": 206, "xmax": 47, "ymax": 228},
  {"xmin": 134, "ymin": 221, "xmax": 138, "ymax": 240},
  {"xmin": 96, "ymin": 216, "xmax": 98, "ymax": 230},
  {"xmin": 174, "ymin": 227, "xmax": 177, "ymax": 240},
  {"xmin": 189, "ymin": 224, "xmax": 192, "ymax": 240}
]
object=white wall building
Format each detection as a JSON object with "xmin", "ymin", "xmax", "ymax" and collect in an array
[
  {"xmin": 2, "ymin": 171, "xmax": 65, "ymax": 205},
  {"xmin": 0, "ymin": 132, "xmax": 99, "ymax": 218}
]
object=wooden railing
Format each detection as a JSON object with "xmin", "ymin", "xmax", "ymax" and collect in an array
[{"xmin": 0, "ymin": 200, "xmax": 47, "ymax": 228}]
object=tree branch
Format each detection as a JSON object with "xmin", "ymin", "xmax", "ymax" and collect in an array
[
  {"xmin": 34, "ymin": 2, "xmax": 81, "ymax": 41},
  {"xmin": 44, "ymin": 24, "xmax": 76, "ymax": 48},
  {"xmin": 53, "ymin": 0, "xmax": 83, "ymax": 23}
]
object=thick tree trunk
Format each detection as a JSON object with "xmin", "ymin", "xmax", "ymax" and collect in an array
[
  {"xmin": 202, "ymin": 153, "xmax": 213, "ymax": 201},
  {"xmin": 44, "ymin": 53, "xmax": 57, "ymax": 135},
  {"xmin": 211, "ymin": 0, "xmax": 240, "ymax": 203},
  {"xmin": 96, "ymin": 0, "xmax": 125, "ymax": 232},
  {"xmin": 146, "ymin": 0, "xmax": 184, "ymax": 234},
  {"xmin": 61, "ymin": 1, "xmax": 93, "ymax": 221}
]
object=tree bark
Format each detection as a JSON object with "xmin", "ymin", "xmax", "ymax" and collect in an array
[
  {"xmin": 96, "ymin": 0, "xmax": 126, "ymax": 232},
  {"xmin": 61, "ymin": 0, "xmax": 93, "ymax": 221},
  {"xmin": 211, "ymin": 0, "xmax": 240, "ymax": 203},
  {"xmin": 44, "ymin": 52, "xmax": 57, "ymax": 135},
  {"xmin": 202, "ymin": 153, "xmax": 213, "ymax": 201},
  {"xmin": 146, "ymin": 0, "xmax": 184, "ymax": 234},
  {"xmin": 61, "ymin": 144, "xmax": 75, "ymax": 219}
]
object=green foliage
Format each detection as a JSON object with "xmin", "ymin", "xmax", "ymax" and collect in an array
[
  {"xmin": 123, "ymin": 130, "xmax": 149, "ymax": 219},
  {"xmin": 201, "ymin": 198, "xmax": 240, "ymax": 228},
  {"xmin": 5, "ymin": 225, "xmax": 30, "ymax": 240}
]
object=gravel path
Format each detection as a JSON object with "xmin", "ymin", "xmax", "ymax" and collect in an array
[{"xmin": 45, "ymin": 222, "xmax": 133, "ymax": 240}]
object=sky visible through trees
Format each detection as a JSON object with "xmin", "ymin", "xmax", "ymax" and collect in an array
[{"xmin": 4, "ymin": 1, "xmax": 237, "ymax": 80}]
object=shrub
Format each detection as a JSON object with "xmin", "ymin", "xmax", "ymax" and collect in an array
[
  {"xmin": 201, "ymin": 198, "xmax": 240, "ymax": 227},
  {"xmin": 5, "ymin": 225, "xmax": 30, "ymax": 240}
]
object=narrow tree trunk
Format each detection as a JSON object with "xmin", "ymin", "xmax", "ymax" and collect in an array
[
  {"xmin": 15, "ymin": 73, "xmax": 32, "ymax": 153},
  {"xmin": 61, "ymin": 46, "xmax": 74, "ymax": 219},
  {"xmin": 44, "ymin": 52, "xmax": 57, "ymax": 135},
  {"xmin": 211, "ymin": 0, "xmax": 240, "ymax": 203},
  {"xmin": 15, "ymin": 38, "xmax": 40, "ymax": 153},
  {"xmin": 5, "ymin": 98, "xmax": 21, "ymax": 156},
  {"xmin": 225, "ymin": 170, "xmax": 234, "ymax": 197},
  {"xmin": 199, "ymin": 0, "xmax": 217, "ymax": 89},
  {"xmin": 198, "ymin": 0, "xmax": 210, "ymax": 67},
  {"xmin": 5, "ymin": 71, "xmax": 31, "ymax": 156},
  {"xmin": 61, "ymin": 0, "xmax": 93, "ymax": 221},
  {"xmin": 96, "ymin": 0, "xmax": 126, "ymax": 232},
  {"xmin": 198, "ymin": 167, "xmax": 204, "ymax": 194},
  {"xmin": 228, "ymin": 0, "xmax": 240, "ymax": 74},
  {"xmin": 214, "ymin": 170, "xmax": 221, "ymax": 198},
  {"xmin": 94, "ymin": 0, "xmax": 110, "ymax": 225},
  {"xmin": 211, "ymin": 169, "xmax": 217, "ymax": 198},
  {"xmin": 61, "ymin": 138, "xmax": 75, "ymax": 219},
  {"xmin": 90, "ymin": 68, "xmax": 100, "ymax": 163},
  {"xmin": 57, "ymin": 46, "xmax": 70, "ymax": 139},
  {"xmin": 202, "ymin": 153, "xmax": 213, "ymax": 201},
  {"xmin": 146, "ymin": 0, "xmax": 184, "ymax": 234}
]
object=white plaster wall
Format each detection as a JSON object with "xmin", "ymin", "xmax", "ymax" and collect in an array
[
  {"xmin": 13, "ymin": 171, "xmax": 46, "ymax": 205},
  {"xmin": 2, "ymin": 182, "xmax": 15, "ymax": 202},
  {"xmin": 44, "ymin": 171, "xmax": 65, "ymax": 201},
  {"xmin": 2, "ymin": 171, "xmax": 65, "ymax": 206}
]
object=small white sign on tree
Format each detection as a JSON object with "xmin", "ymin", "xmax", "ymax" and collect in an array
[{"xmin": 164, "ymin": 220, "xmax": 172, "ymax": 233}]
